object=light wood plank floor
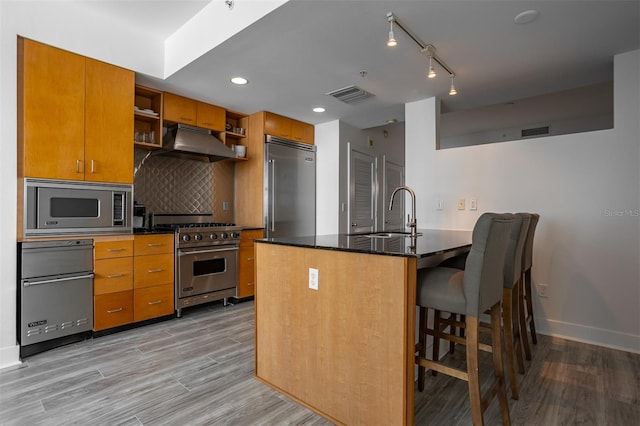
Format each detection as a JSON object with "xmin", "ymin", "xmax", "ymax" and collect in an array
[{"xmin": 1, "ymin": 300, "xmax": 638, "ymax": 425}]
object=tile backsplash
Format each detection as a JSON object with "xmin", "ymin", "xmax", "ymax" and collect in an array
[{"xmin": 133, "ymin": 149, "xmax": 235, "ymax": 223}]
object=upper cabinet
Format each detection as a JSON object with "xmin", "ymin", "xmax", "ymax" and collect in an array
[
  {"xmin": 134, "ymin": 85, "xmax": 163, "ymax": 149},
  {"xmin": 264, "ymin": 111, "xmax": 314, "ymax": 145},
  {"xmin": 163, "ymin": 92, "xmax": 225, "ymax": 132},
  {"xmin": 18, "ymin": 38, "xmax": 134, "ymax": 184}
]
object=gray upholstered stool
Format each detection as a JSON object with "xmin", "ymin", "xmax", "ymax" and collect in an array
[
  {"xmin": 520, "ymin": 213, "xmax": 540, "ymax": 360},
  {"xmin": 415, "ymin": 212, "xmax": 514, "ymax": 426}
]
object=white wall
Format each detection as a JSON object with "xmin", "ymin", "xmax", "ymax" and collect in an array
[{"xmin": 405, "ymin": 50, "xmax": 640, "ymax": 353}]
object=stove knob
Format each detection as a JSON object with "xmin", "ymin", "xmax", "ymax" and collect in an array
[
  {"xmin": 194, "ymin": 234, "xmax": 202, "ymax": 241},
  {"xmin": 209, "ymin": 233, "xmax": 218, "ymax": 240},
  {"xmin": 231, "ymin": 232, "xmax": 240, "ymax": 238},
  {"xmin": 220, "ymin": 232, "xmax": 228, "ymax": 239},
  {"xmin": 181, "ymin": 234, "xmax": 191, "ymax": 242}
]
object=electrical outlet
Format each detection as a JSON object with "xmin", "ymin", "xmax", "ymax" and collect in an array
[
  {"xmin": 538, "ymin": 283, "xmax": 548, "ymax": 298},
  {"xmin": 309, "ymin": 268, "xmax": 319, "ymax": 290},
  {"xmin": 223, "ymin": 201, "xmax": 229, "ymax": 211},
  {"xmin": 457, "ymin": 198, "xmax": 465, "ymax": 210},
  {"xmin": 470, "ymin": 198, "xmax": 477, "ymax": 211}
]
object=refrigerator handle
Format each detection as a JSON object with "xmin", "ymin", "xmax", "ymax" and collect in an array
[{"xmin": 269, "ymin": 159, "xmax": 276, "ymax": 232}]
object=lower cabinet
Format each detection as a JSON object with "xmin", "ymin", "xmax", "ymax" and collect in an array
[
  {"xmin": 237, "ymin": 229, "xmax": 264, "ymax": 298},
  {"xmin": 94, "ymin": 234, "xmax": 174, "ymax": 331}
]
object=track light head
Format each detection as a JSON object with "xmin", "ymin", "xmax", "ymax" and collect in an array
[
  {"xmin": 449, "ymin": 74, "xmax": 457, "ymax": 96},
  {"xmin": 387, "ymin": 13, "xmax": 397, "ymax": 47},
  {"xmin": 427, "ymin": 56, "xmax": 436, "ymax": 79}
]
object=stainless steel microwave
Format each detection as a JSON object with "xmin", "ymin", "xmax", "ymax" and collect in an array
[{"xmin": 24, "ymin": 178, "xmax": 133, "ymax": 236}]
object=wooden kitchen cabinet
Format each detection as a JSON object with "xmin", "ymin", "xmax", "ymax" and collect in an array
[
  {"xmin": 94, "ymin": 234, "xmax": 174, "ymax": 331},
  {"xmin": 133, "ymin": 234, "xmax": 174, "ymax": 321},
  {"xmin": 237, "ymin": 229, "xmax": 263, "ymax": 298},
  {"xmin": 163, "ymin": 92, "xmax": 225, "ymax": 132},
  {"xmin": 264, "ymin": 111, "xmax": 314, "ymax": 145},
  {"xmin": 94, "ymin": 238, "xmax": 134, "ymax": 331},
  {"xmin": 134, "ymin": 85, "xmax": 163, "ymax": 149},
  {"xmin": 18, "ymin": 37, "xmax": 134, "ymax": 184}
]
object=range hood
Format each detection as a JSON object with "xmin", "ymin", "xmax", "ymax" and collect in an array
[{"xmin": 159, "ymin": 124, "xmax": 236, "ymax": 162}]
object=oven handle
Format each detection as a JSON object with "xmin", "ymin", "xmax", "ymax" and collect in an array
[
  {"xmin": 178, "ymin": 247, "xmax": 239, "ymax": 256},
  {"xmin": 23, "ymin": 273, "xmax": 94, "ymax": 287}
]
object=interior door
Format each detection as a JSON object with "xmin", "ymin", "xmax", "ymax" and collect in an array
[
  {"xmin": 349, "ymin": 148, "xmax": 376, "ymax": 234},
  {"xmin": 382, "ymin": 157, "xmax": 405, "ymax": 231}
]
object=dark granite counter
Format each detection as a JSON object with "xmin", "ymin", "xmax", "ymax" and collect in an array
[{"xmin": 256, "ymin": 228, "xmax": 472, "ymax": 268}]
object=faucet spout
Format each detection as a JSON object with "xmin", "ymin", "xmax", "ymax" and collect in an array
[{"xmin": 389, "ymin": 186, "xmax": 418, "ymax": 237}]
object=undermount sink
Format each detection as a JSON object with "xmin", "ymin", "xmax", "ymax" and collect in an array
[{"xmin": 362, "ymin": 231, "xmax": 422, "ymax": 238}]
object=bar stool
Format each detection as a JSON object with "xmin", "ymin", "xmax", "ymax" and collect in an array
[
  {"xmin": 520, "ymin": 213, "xmax": 540, "ymax": 360},
  {"xmin": 415, "ymin": 213, "xmax": 514, "ymax": 426},
  {"xmin": 500, "ymin": 213, "xmax": 530, "ymax": 400}
]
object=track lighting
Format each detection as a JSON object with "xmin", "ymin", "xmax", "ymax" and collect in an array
[
  {"xmin": 386, "ymin": 12, "xmax": 458, "ymax": 95},
  {"xmin": 427, "ymin": 56, "xmax": 436, "ymax": 79},
  {"xmin": 449, "ymin": 74, "xmax": 457, "ymax": 96},
  {"xmin": 387, "ymin": 13, "xmax": 397, "ymax": 47}
]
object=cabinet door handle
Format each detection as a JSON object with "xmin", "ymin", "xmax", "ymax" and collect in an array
[
  {"xmin": 107, "ymin": 248, "xmax": 126, "ymax": 252},
  {"xmin": 90, "ymin": 160, "xmax": 95, "ymax": 174},
  {"xmin": 76, "ymin": 160, "xmax": 82, "ymax": 173},
  {"xmin": 147, "ymin": 300, "xmax": 162, "ymax": 305},
  {"xmin": 248, "ymin": 282, "xmax": 254, "ymax": 286},
  {"xmin": 107, "ymin": 307, "xmax": 123, "ymax": 314},
  {"xmin": 247, "ymin": 257, "xmax": 254, "ymax": 261},
  {"xmin": 147, "ymin": 268, "xmax": 164, "ymax": 273},
  {"xmin": 147, "ymin": 243, "xmax": 162, "ymax": 247},
  {"xmin": 107, "ymin": 273, "xmax": 125, "ymax": 279}
]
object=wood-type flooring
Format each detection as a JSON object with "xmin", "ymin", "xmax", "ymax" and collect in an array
[{"xmin": 1, "ymin": 300, "xmax": 638, "ymax": 425}]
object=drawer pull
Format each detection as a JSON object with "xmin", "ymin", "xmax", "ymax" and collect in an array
[
  {"xmin": 147, "ymin": 243, "xmax": 162, "ymax": 247},
  {"xmin": 147, "ymin": 300, "xmax": 162, "ymax": 305},
  {"xmin": 147, "ymin": 268, "xmax": 164, "ymax": 273},
  {"xmin": 107, "ymin": 307, "xmax": 123, "ymax": 314},
  {"xmin": 107, "ymin": 248, "xmax": 126, "ymax": 252},
  {"xmin": 248, "ymin": 282, "xmax": 254, "ymax": 286},
  {"xmin": 107, "ymin": 273, "xmax": 125, "ymax": 279},
  {"xmin": 180, "ymin": 116, "xmax": 193, "ymax": 121},
  {"xmin": 247, "ymin": 257, "xmax": 254, "ymax": 261}
]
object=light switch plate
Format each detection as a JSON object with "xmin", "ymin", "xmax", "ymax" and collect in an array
[
  {"xmin": 309, "ymin": 268, "xmax": 319, "ymax": 290},
  {"xmin": 470, "ymin": 198, "xmax": 477, "ymax": 211}
]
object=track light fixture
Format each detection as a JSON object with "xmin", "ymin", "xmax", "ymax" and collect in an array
[
  {"xmin": 387, "ymin": 13, "xmax": 397, "ymax": 47},
  {"xmin": 449, "ymin": 74, "xmax": 457, "ymax": 96},
  {"xmin": 386, "ymin": 12, "xmax": 458, "ymax": 95},
  {"xmin": 427, "ymin": 56, "xmax": 436, "ymax": 79}
]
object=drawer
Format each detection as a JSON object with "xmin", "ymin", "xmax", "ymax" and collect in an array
[
  {"xmin": 95, "ymin": 240, "xmax": 134, "ymax": 259},
  {"xmin": 134, "ymin": 253, "xmax": 174, "ymax": 289},
  {"xmin": 237, "ymin": 245, "xmax": 256, "ymax": 299},
  {"xmin": 94, "ymin": 291, "xmax": 133, "ymax": 331},
  {"xmin": 134, "ymin": 234, "xmax": 174, "ymax": 256},
  {"xmin": 94, "ymin": 257, "xmax": 133, "ymax": 295},
  {"xmin": 134, "ymin": 284, "xmax": 174, "ymax": 322}
]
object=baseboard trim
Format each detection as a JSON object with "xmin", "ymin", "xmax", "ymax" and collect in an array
[
  {"xmin": 536, "ymin": 319, "xmax": 640, "ymax": 354},
  {"xmin": 0, "ymin": 344, "xmax": 22, "ymax": 371}
]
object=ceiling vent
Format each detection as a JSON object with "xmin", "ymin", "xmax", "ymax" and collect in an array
[
  {"xmin": 325, "ymin": 85, "xmax": 374, "ymax": 104},
  {"xmin": 521, "ymin": 126, "xmax": 549, "ymax": 138}
]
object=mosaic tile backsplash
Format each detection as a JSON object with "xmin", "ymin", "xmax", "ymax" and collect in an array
[{"xmin": 133, "ymin": 149, "xmax": 235, "ymax": 223}]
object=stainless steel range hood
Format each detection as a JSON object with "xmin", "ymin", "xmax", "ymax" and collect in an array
[{"xmin": 159, "ymin": 124, "xmax": 236, "ymax": 162}]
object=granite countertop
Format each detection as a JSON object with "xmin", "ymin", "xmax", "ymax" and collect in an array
[{"xmin": 256, "ymin": 229, "xmax": 472, "ymax": 264}]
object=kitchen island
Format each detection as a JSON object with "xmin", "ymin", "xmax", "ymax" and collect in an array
[{"xmin": 254, "ymin": 230, "xmax": 472, "ymax": 426}]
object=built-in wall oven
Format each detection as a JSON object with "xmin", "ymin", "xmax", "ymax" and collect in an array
[
  {"xmin": 18, "ymin": 239, "xmax": 94, "ymax": 358},
  {"xmin": 152, "ymin": 214, "xmax": 240, "ymax": 317}
]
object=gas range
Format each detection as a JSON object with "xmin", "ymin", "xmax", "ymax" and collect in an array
[{"xmin": 150, "ymin": 214, "xmax": 241, "ymax": 248}]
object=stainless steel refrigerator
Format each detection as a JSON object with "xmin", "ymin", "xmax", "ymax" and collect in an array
[{"xmin": 264, "ymin": 135, "xmax": 316, "ymax": 238}]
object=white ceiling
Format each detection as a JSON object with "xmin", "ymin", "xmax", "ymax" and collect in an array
[{"xmin": 107, "ymin": 0, "xmax": 638, "ymax": 129}]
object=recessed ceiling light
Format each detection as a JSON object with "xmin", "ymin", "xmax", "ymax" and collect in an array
[
  {"xmin": 230, "ymin": 76, "xmax": 248, "ymax": 85},
  {"xmin": 514, "ymin": 10, "xmax": 539, "ymax": 24},
  {"xmin": 313, "ymin": 107, "xmax": 326, "ymax": 113}
]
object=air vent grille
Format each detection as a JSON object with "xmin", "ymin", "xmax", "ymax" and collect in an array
[
  {"xmin": 325, "ymin": 85, "xmax": 374, "ymax": 104},
  {"xmin": 521, "ymin": 126, "xmax": 549, "ymax": 137}
]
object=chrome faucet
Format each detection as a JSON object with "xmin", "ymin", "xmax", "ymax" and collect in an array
[{"xmin": 389, "ymin": 185, "xmax": 418, "ymax": 238}]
